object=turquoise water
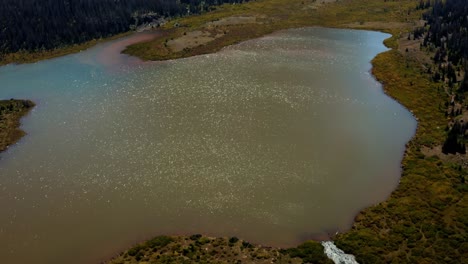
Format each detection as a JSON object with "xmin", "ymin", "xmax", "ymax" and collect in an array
[{"xmin": 0, "ymin": 28, "xmax": 416, "ymax": 263}]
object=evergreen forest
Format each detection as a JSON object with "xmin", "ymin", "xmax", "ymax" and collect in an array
[
  {"xmin": 0, "ymin": 0, "xmax": 247, "ymax": 54},
  {"xmin": 415, "ymin": 0, "xmax": 468, "ymax": 154}
]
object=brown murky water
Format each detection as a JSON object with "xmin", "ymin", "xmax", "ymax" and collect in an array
[{"xmin": 0, "ymin": 28, "xmax": 416, "ymax": 264}]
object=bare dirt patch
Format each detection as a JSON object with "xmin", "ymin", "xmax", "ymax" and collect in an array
[
  {"xmin": 344, "ymin": 21, "xmax": 412, "ymax": 30},
  {"xmin": 422, "ymin": 145, "xmax": 468, "ymax": 168},
  {"xmin": 397, "ymin": 21, "xmax": 432, "ymax": 67},
  {"xmin": 303, "ymin": 0, "xmax": 337, "ymax": 10},
  {"xmin": 167, "ymin": 15, "xmax": 264, "ymax": 52},
  {"xmin": 398, "ymin": 37, "xmax": 433, "ymax": 67},
  {"xmin": 167, "ymin": 30, "xmax": 225, "ymax": 52},
  {"xmin": 207, "ymin": 16, "xmax": 258, "ymax": 26}
]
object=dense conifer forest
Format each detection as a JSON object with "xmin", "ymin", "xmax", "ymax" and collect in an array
[
  {"xmin": 415, "ymin": 0, "xmax": 468, "ymax": 154},
  {"xmin": 0, "ymin": 0, "xmax": 247, "ymax": 54}
]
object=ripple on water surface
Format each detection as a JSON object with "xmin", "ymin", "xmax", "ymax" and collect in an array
[{"xmin": 0, "ymin": 28, "xmax": 416, "ymax": 264}]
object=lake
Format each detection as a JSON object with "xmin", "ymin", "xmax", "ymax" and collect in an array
[{"xmin": 0, "ymin": 27, "xmax": 416, "ymax": 264}]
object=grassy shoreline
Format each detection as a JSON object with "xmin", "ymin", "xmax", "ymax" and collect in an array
[
  {"xmin": 106, "ymin": 235, "xmax": 332, "ymax": 264},
  {"xmin": 334, "ymin": 47, "xmax": 466, "ymax": 264},
  {"xmin": 0, "ymin": 99, "xmax": 35, "ymax": 153},
  {"xmin": 0, "ymin": 0, "xmax": 465, "ymax": 263}
]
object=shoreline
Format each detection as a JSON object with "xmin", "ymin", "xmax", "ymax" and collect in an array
[
  {"xmin": 0, "ymin": 32, "xmax": 132, "ymax": 67},
  {"xmin": 104, "ymin": 235, "xmax": 333, "ymax": 264},
  {"xmin": 1, "ymin": 0, "xmax": 465, "ymax": 263},
  {"xmin": 0, "ymin": 99, "xmax": 35, "ymax": 153}
]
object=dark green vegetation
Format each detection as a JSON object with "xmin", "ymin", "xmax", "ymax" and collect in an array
[
  {"xmin": 413, "ymin": 0, "xmax": 468, "ymax": 154},
  {"xmin": 0, "ymin": 99, "xmax": 35, "ymax": 153},
  {"xmin": 106, "ymin": 235, "xmax": 331, "ymax": 264},
  {"xmin": 282, "ymin": 242, "xmax": 333, "ymax": 264},
  {"xmin": 0, "ymin": 0, "xmax": 248, "ymax": 61},
  {"xmin": 419, "ymin": 0, "xmax": 468, "ymax": 67}
]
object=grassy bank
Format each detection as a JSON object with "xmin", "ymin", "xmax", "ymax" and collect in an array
[
  {"xmin": 107, "ymin": 235, "xmax": 332, "ymax": 264},
  {"xmin": 0, "ymin": 99, "xmax": 35, "ymax": 153}
]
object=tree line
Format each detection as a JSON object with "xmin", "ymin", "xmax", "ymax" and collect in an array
[{"xmin": 0, "ymin": 0, "xmax": 248, "ymax": 54}]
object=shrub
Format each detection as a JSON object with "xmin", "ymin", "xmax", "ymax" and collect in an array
[
  {"xmin": 283, "ymin": 241, "xmax": 332, "ymax": 264},
  {"xmin": 190, "ymin": 234, "xmax": 202, "ymax": 240},
  {"xmin": 145, "ymin": 235, "xmax": 173, "ymax": 249},
  {"xmin": 127, "ymin": 245, "xmax": 143, "ymax": 256},
  {"xmin": 229, "ymin": 237, "xmax": 239, "ymax": 244}
]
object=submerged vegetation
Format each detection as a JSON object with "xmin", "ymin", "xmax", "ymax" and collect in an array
[
  {"xmin": 0, "ymin": 99, "xmax": 35, "ymax": 153},
  {"xmin": 0, "ymin": 0, "xmax": 466, "ymax": 263}
]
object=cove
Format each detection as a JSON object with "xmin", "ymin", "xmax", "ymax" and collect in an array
[{"xmin": 0, "ymin": 27, "xmax": 416, "ymax": 264}]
